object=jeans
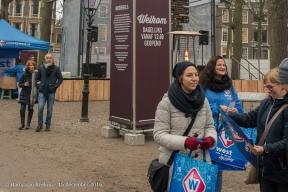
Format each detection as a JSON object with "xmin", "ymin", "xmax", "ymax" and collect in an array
[
  {"xmin": 216, "ymin": 171, "xmax": 223, "ymax": 192},
  {"xmin": 38, "ymin": 92, "xmax": 55, "ymax": 126},
  {"xmin": 20, "ymin": 103, "xmax": 32, "ymax": 111}
]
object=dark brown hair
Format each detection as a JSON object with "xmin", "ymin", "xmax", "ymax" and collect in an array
[{"xmin": 199, "ymin": 55, "xmax": 232, "ymax": 89}]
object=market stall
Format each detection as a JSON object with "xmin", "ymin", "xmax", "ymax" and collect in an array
[{"xmin": 0, "ymin": 19, "xmax": 49, "ymax": 98}]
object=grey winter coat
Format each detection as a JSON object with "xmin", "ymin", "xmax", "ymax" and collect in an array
[{"xmin": 153, "ymin": 93, "xmax": 217, "ymax": 188}]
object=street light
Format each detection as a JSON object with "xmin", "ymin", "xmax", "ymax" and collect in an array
[
  {"xmin": 80, "ymin": 0, "xmax": 101, "ymax": 122},
  {"xmin": 250, "ymin": 39, "xmax": 257, "ymax": 59}
]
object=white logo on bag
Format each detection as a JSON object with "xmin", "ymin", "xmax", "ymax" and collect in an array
[{"xmin": 183, "ymin": 168, "xmax": 205, "ymax": 192}]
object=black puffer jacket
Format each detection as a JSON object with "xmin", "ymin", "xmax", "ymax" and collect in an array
[
  {"xmin": 229, "ymin": 94, "xmax": 288, "ymax": 184},
  {"xmin": 18, "ymin": 70, "xmax": 34, "ymax": 105}
]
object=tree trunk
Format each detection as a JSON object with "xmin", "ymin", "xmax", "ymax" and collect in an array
[
  {"xmin": 257, "ymin": 0, "xmax": 264, "ymax": 59},
  {"xmin": 231, "ymin": 0, "xmax": 243, "ymax": 79},
  {"xmin": 0, "ymin": 0, "xmax": 13, "ymax": 21},
  {"xmin": 268, "ymin": 0, "xmax": 288, "ymax": 68},
  {"xmin": 226, "ymin": 6, "xmax": 233, "ymax": 58},
  {"xmin": 38, "ymin": 0, "xmax": 53, "ymax": 66}
]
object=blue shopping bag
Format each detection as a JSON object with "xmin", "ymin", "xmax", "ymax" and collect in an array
[
  {"xmin": 169, "ymin": 151, "xmax": 218, "ymax": 192},
  {"xmin": 208, "ymin": 124, "xmax": 248, "ymax": 171}
]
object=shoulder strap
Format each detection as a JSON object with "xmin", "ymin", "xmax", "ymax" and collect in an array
[
  {"xmin": 258, "ymin": 104, "xmax": 288, "ymax": 145},
  {"xmin": 166, "ymin": 115, "xmax": 197, "ymax": 166}
]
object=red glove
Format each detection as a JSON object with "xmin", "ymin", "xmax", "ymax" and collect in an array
[
  {"xmin": 199, "ymin": 137, "xmax": 214, "ymax": 150},
  {"xmin": 184, "ymin": 137, "xmax": 203, "ymax": 150}
]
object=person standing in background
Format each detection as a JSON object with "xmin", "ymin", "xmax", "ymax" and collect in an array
[
  {"xmin": 18, "ymin": 60, "xmax": 38, "ymax": 130},
  {"xmin": 35, "ymin": 53, "xmax": 63, "ymax": 132},
  {"xmin": 6, "ymin": 58, "xmax": 25, "ymax": 100},
  {"xmin": 28, "ymin": 55, "xmax": 35, "ymax": 62},
  {"xmin": 199, "ymin": 55, "xmax": 244, "ymax": 192}
]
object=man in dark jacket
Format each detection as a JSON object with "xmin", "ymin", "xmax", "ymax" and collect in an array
[{"xmin": 35, "ymin": 53, "xmax": 63, "ymax": 132}]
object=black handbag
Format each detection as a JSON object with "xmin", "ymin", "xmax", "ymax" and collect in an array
[{"xmin": 147, "ymin": 115, "xmax": 196, "ymax": 192}]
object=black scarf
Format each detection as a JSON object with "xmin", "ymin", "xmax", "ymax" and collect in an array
[
  {"xmin": 45, "ymin": 65, "xmax": 55, "ymax": 77},
  {"xmin": 168, "ymin": 80, "xmax": 205, "ymax": 115},
  {"xmin": 206, "ymin": 75, "xmax": 232, "ymax": 92}
]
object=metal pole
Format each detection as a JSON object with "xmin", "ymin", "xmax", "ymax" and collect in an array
[
  {"xmin": 80, "ymin": 3, "xmax": 92, "ymax": 122},
  {"xmin": 258, "ymin": 58, "xmax": 260, "ymax": 79},
  {"xmin": 202, "ymin": 44, "xmax": 203, "ymax": 65},
  {"xmin": 211, "ymin": 0, "xmax": 216, "ymax": 56}
]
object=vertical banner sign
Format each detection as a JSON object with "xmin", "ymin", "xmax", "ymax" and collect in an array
[
  {"xmin": 135, "ymin": 1, "xmax": 170, "ymax": 125},
  {"xmin": 110, "ymin": 0, "xmax": 170, "ymax": 126},
  {"xmin": 110, "ymin": 0, "xmax": 134, "ymax": 124}
]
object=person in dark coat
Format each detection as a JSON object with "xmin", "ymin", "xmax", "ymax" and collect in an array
[
  {"xmin": 223, "ymin": 68, "xmax": 288, "ymax": 192},
  {"xmin": 18, "ymin": 60, "xmax": 38, "ymax": 130},
  {"xmin": 35, "ymin": 53, "xmax": 63, "ymax": 132}
]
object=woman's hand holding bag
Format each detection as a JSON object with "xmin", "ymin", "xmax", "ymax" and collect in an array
[
  {"xmin": 184, "ymin": 137, "xmax": 203, "ymax": 150},
  {"xmin": 199, "ymin": 137, "xmax": 214, "ymax": 150}
]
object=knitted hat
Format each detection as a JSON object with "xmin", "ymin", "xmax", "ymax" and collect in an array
[
  {"xmin": 172, "ymin": 61, "xmax": 196, "ymax": 79},
  {"xmin": 278, "ymin": 58, "xmax": 288, "ymax": 83}
]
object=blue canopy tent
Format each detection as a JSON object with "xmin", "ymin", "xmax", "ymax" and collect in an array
[
  {"xmin": 0, "ymin": 19, "xmax": 49, "ymax": 97},
  {"xmin": 0, "ymin": 19, "xmax": 50, "ymax": 56}
]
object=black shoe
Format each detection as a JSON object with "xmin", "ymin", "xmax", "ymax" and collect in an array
[
  {"xmin": 25, "ymin": 124, "xmax": 30, "ymax": 129},
  {"xmin": 18, "ymin": 124, "xmax": 24, "ymax": 130},
  {"xmin": 35, "ymin": 125, "xmax": 42, "ymax": 132},
  {"xmin": 45, "ymin": 125, "xmax": 50, "ymax": 132}
]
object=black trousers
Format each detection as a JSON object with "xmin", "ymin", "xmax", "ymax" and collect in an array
[{"xmin": 259, "ymin": 176, "xmax": 288, "ymax": 192}]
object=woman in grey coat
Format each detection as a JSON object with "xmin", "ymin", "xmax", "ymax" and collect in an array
[{"xmin": 153, "ymin": 61, "xmax": 217, "ymax": 191}]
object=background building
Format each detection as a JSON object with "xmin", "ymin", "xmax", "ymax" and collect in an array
[{"xmin": 3, "ymin": 0, "xmax": 62, "ymax": 63}]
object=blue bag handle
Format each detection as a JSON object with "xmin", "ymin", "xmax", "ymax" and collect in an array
[{"xmin": 187, "ymin": 138, "xmax": 208, "ymax": 163}]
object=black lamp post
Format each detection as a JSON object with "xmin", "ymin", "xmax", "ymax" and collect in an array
[
  {"xmin": 250, "ymin": 39, "xmax": 257, "ymax": 59},
  {"xmin": 80, "ymin": 0, "xmax": 101, "ymax": 122}
]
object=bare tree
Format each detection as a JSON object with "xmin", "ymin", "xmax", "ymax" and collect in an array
[
  {"xmin": 0, "ymin": 0, "xmax": 13, "ymax": 21},
  {"xmin": 244, "ymin": 0, "xmax": 267, "ymax": 59},
  {"xmin": 231, "ymin": 0, "xmax": 243, "ymax": 79},
  {"xmin": 268, "ymin": 0, "xmax": 288, "ymax": 67},
  {"xmin": 38, "ymin": 0, "xmax": 54, "ymax": 66}
]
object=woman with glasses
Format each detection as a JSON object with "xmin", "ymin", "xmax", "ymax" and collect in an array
[{"xmin": 224, "ymin": 68, "xmax": 288, "ymax": 192}]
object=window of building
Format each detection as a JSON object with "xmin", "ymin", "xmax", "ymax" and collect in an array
[
  {"xmin": 254, "ymin": 13, "xmax": 268, "ymax": 24},
  {"xmin": 31, "ymin": 0, "xmax": 39, "ymax": 17},
  {"xmin": 14, "ymin": 0, "xmax": 23, "ymax": 16},
  {"xmin": 222, "ymin": 9, "xmax": 228, "ymax": 23},
  {"xmin": 222, "ymin": 46, "xmax": 227, "ymax": 58},
  {"xmin": 242, "ymin": 11, "xmax": 248, "ymax": 24},
  {"xmin": 29, "ymin": 23, "xmax": 38, "ymax": 38},
  {"xmin": 56, "ymin": 34, "xmax": 62, "ymax": 44},
  {"xmin": 242, "ymin": 28, "xmax": 248, "ymax": 43},
  {"xmin": 222, "ymin": 28, "xmax": 228, "ymax": 42},
  {"xmin": 99, "ymin": 47, "xmax": 106, "ymax": 55},
  {"xmin": 13, "ymin": 23, "xmax": 22, "ymax": 30},
  {"xmin": 242, "ymin": 47, "xmax": 248, "ymax": 59},
  {"xmin": 99, "ymin": 6, "xmax": 107, "ymax": 18},
  {"xmin": 262, "ymin": 49, "xmax": 268, "ymax": 59},
  {"xmin": 98, "ymin": 24, "xmax": 107, "ymax": 41},
  {"xmin": 254, "ymin": 29, "xmax": 268, "ymax": 43}
]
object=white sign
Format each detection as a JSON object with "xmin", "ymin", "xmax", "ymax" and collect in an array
[{"xmin": 0, "ymin": 58, "xmax": 15, "ymax": 78}]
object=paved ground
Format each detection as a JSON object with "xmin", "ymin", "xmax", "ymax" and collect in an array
[{"xmin": 0, "ymin": 99, "xmax": 259, "ymax": 192}]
